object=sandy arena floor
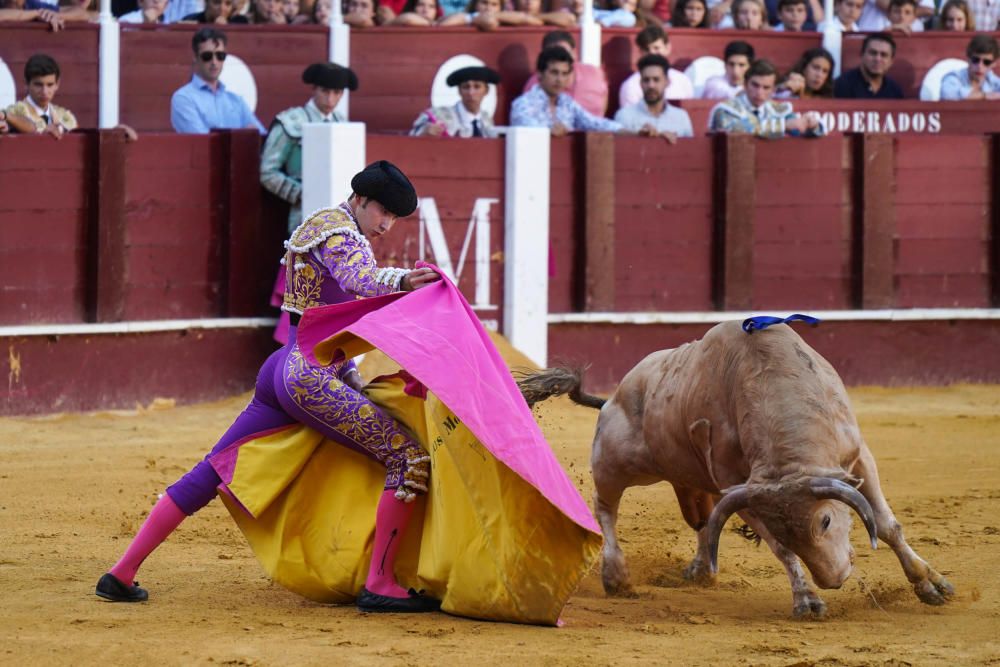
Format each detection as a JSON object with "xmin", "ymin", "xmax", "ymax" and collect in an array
[{"xmin": 1, "ymin": 344, "xmax": 999, "ymax": 666}]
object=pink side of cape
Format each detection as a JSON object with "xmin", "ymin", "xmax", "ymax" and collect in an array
[{"xmin": 297, "ymin": 273, "xmax": 600, "ymax": 535}]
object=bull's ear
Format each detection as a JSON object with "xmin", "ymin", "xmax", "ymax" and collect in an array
[{"xmin": 835, "ymin": 471, "xmax": 864, "ymax": 488}]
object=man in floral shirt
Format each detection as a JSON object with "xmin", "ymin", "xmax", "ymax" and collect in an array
[{"xmin": 510, "ymin": 47, "xmax": 622, "ymax": 136}]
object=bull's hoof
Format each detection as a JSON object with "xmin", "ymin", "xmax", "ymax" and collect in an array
[
  {"xmin": 602, "ymin": 580, "xmax": 639, "ymax": 598},
  {"xmin": 915, "ymin": 577, "xmax": 955, "ymax": 605},
  {"xmin": 792, "ymin": 593, "xmax": 827, "ymax": 619},
  {"xmin": 682, "ymin": 560, "xmax": 716, "ymax": 586}
]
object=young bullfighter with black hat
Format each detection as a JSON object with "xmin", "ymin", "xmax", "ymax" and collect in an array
[
  {"xmin": 97, "ymin": 161, "xmax": 445, "ymax": 613},
  {"xmin": 409, "ymin": 65, "xmax": 501, "ymax": 138},
  {"xmin": 261, "ymin": 62, "xmax": 360, "ymax": 234}
]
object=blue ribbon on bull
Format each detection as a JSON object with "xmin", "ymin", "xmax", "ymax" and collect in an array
[{"xmin": 741, "ymin": 314, "xmax": 822, "ymax": 334}]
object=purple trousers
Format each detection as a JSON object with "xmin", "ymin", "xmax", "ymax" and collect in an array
[{"xmin": 166, "ymin": 327, "xmax": 429, "ymax": 515}]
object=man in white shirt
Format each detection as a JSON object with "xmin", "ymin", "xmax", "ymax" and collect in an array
[
  {"xmin": 857, "ymin": 0, "xmax": 931, "ymax": 31},
  {"xmin": 618, "ymin": 25, "xmax": 694, "ymax": 108},
  {"xmin": 941, "ymin": 35, "xmax": 1000, "ymax": 100},
  {"xmin": 817, "ymin": 0, "xmax": 862, "ymax": 30},
  {"xmin": 615, "ymin": 54, "xmax": 694, "ymax": 142}
]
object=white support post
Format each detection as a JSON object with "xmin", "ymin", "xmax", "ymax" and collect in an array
[
  {"xmin": 328, "ymin": 6, "xmax": 351, "ymax": 119},
  {"xmin": 302, "ymin": 122, "xmax": 366, "ymax": 222},
  {"xmin": 822, "ymin": 0, "xmax": 843, "ymax": 77},
  {"xmin": 98, "ymin": 0, "xmax": 120, "ymax": 129},
  {"xmin": 579, "ymin": 3, "xmax": 602, "ymax": 67},
  {"xmin": 503, "ymin": 127, "xmax": 550, "ymax": 368}
]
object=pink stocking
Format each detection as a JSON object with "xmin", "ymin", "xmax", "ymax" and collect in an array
[
  {"xmin": 364, "ymin": 489, "xmax": 415, "ymax": 598},
  {"xmin": 108, "ymin": 494, "xmax": 186, "ymax": 585}
]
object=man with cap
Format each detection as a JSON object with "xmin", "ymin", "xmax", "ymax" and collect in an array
[
  {"xmin": 409, "ymin": 65, "xmax": 501, "ymax": 138},
  {"xmin": 96, "ymin": 161, "xmax": 446, "ymax": 613},
  {"xmin": 261, "ymin": 62, "xmax": 360, "ymax": 234}
]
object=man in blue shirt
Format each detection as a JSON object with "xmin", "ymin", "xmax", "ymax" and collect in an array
[
  {"xmin": 833, "ymin": 33, "xmax": 904, "ymax": 99},
  {"xmin": 941, "ymin": 35, "xmax": 1000, "ymax": 101},
  {"xmin": 170, "ymin": 27, "xmax": 265, "ymax": 134}
]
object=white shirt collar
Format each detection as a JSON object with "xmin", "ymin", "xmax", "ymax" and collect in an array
[
  {"xmin": 25, "ymin": 95, "xmax": 51, "ymax": 118},
  {"xmin": 455, "ymin": 100, "xmax": 478, "ymax": 127}
]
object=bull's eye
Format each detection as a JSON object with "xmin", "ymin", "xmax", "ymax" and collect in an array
[{"xmin": 821, "ymin": 515, "xmax": 831, "ymax": 531}]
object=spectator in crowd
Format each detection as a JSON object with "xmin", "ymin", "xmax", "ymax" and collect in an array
[
  {"xmin": 701, "ymin": 40, "xmax": 755, "ymax": 100},
  {"xmin": 388, "ymin": 0, "xmax": 441, "ymax": 24},
  {"xmin": 310, "ymin": 0, "xmax": 330, "ymax": 21},
  {"xmin": 281, "ymin": 0, "xmax": 300, "ymax": 20},
  {"xmin": 731, "ymin": 0, "xmax": 768, "ymax": 28},
  {"xmin": 182, "ymin": 0, "xmax": 250, "ymax": 22},
  {"xmin": 776, "ymin": 47, "xmax": 834, "ymax": 97},
  {"xmin": 885, "ymin": 0, "xmax": 923, "ymax": 32},
  {"xmin": 249, "ymin": 0, "xmax": 287, "ymax": 21},
  {"xmin": 510, "ymin": 46, "xmax": 623, "ymax": 135},
  {"xmin": 5, "ymin": 53, "xmax": 77, "ymax": 138},
  {"xmin": 171, "ymin": 28, "xmax": 267, "ymax": 134},
  {"xmin": 261, "ymin": 63, "xmax": 358, "ymax": 234},
  {"xmin": 593, "ymin": 0, "xmax": 639, "ymax": 27},
  {"xmin": 540, "ymin": 0, "xmax": 586, "ymax": 26},
  {"xmin": 763, "ymin": 0, "xmax": 821, "ymax": 27},
  {"xmin": 774, "ymin": 0, "xmax": 809, "ymax": 29},
  {"xmin": 118, "ymin": 0, "xmax": 169, "ymax": 22},
  {"xmin": 940, "ymin": 34, "xmax": 1000, "ymax": 99},
  {"xmin": 966, "ymin": 0, "xmax": 1000, "ymax": 30},
  {"xmin": 936, "ymin": 0, "xmax": 974, "ymax": 29},
  {"xmin": 619, "ymin": 26, "xmax": 695, "ymax": 108},
  {"xmin": 522, "ymin": 31, "xmax": 609, "ymax": 116},
  {"xmin": 0, "ymin": 109, "xmax": 8, "ymax": 135},
  {"xmin": 857, "ymin": 0, "xmax": 931, "ymax": 32},
  {"xmin": 0, "ymin": 0, "xmax": 65, "ymax": 30},
  {"xmin": 709, "ymin": 59, "xmax": 824, "ymax": 137},
  {"xmin": 670, "ymin": 0, "xmax": 710, "ymax": 26},
  {"xmin": 817, "ymin": 0, "xmax": 862, "ymax": 30},
  {"xmin": 410, "ymin": 66, "xmax": 500, "ymax": 137},
  {"xmin": 614, "ymin": 54, "xmax": 694, "ymax": 141},
  {"xmin": 439, "ymin": 0, "xmax": 547, "ymax": 28},
  {"xmin": 833, "ymin": 32, "xmax": 904, "ymax": 98},
  {"xmin": 5, "ymin": 53, "xmax": 138, "ymax": 140}
]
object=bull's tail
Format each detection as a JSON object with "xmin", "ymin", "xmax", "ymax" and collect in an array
[{"xmin": 514, "ymin": 367, "xmax": 607, "ymax": 410}]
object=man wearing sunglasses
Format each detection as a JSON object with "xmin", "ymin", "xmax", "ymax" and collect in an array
[
  {"xmin": 170, "ymin": 27, "xmax": 265, "ymax": 134},
  {"xmin": 941, "ymin": 35, "xmax": 1000, "ymax": 101}
]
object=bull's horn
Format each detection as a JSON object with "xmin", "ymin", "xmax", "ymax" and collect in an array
[
  {"xmin": 705, "ymin": 485, "xmax": 751, "ymax": 574},
  {"xmin": 810, "ymin": 478, "xmax": 879, "ymax": 550}
]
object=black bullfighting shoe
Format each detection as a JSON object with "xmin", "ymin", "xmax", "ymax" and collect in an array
[
  {"xmin": 95, "ymin": 573, "xmax": 149, "ymax": 602},
  {"xmin": 356, "ymin": 587, "xmax": 441, "ymax": 613}
]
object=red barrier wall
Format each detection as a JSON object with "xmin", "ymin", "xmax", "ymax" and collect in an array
[
  {"xmin": 893, "ymin": 135, "xmax": 992, "ymax": 308},
  {"xmin": 366, "ymin": 135, "xmax": 508, "ymax": 324},
  {"xmin": 0, "ymin": 134, "xmax": 94, "ymax": 324},
  {"xmin": 751, "ymin": 138, "xmax": 853, "ymax": 309},
  {"xmin": 121, "ymin": 133, "xmax": 225, "ymax": 319},
  {"xmin": 613, "ymin": 135, "xmax": 715, "ymax": 311},
  {"xmin": 549, "ymin": 134, "xmax": 584, "ymax": 312}
]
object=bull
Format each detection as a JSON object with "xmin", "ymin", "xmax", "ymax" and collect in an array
[{"xmin": 519, "ymin": 320, "xmax": 954, "ymax": 617}]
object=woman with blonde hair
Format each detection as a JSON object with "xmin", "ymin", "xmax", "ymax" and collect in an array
[{"xmin": 936, "ymin": 0, "xmax": 974, "ymax": 30}]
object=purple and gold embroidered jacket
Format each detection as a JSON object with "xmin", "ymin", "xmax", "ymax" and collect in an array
[{"xmin": 281, "ymin": 203, "xmax": 410, "ymax": 316}]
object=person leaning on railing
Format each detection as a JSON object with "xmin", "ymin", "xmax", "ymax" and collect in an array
[
  {"xmin": 940, "ymin": 34, "xmax": 1000, "ymax": 100},
  {"xmin": 0, "ymin": 0, "xmax": 65, "ymax": 30}
]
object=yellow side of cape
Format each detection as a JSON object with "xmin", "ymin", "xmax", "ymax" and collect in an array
[{"xmin": 218, "ymin": 375, "xmax": 600, "ymax": 625}]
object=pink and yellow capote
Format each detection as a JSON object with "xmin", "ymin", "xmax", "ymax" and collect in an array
[{"xmin": 208, "ymin": 277, "xmax": 602, "ymax": 625}]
